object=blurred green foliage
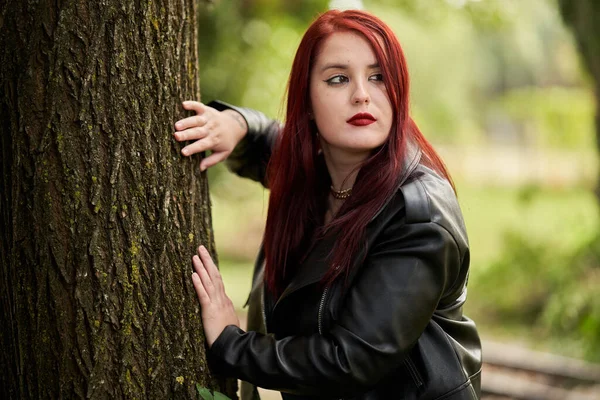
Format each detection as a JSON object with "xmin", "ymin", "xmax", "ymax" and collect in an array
[
  {"xmin": 197, "ymin": 0, "xmax": 600, "ymax": 361},
  {"xmin": 198, "ymin": 0, "xmax": 594, "ymax": 148},
  {"xmin": 493, "ymin": 87, "xmax": 595, "ymax": 148},
  {"xmin": 468, "ymin": 216, "xmax": 600, "ymax": 361},
  {"xmin": 198, "ymin": 0, "xmax": 330, "ymax": 117},
  {"xmin": 460, "ymin": 182, "xmax": 600, "ymax": 362}
]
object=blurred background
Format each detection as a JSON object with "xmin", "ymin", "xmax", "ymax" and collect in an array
[{"xmin": 197, "ymin": 0, "xmax": 599, "ymax": 378}]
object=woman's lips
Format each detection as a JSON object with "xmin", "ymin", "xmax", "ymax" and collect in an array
[
  {"xmin": 347, "ymin": 113, "xmax": 376, "ymax": 126},
  {"xmin": 348, "ymin": 119, "xmax": 375, "ymax": 126}
]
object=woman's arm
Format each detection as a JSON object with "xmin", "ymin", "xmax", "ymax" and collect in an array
[
  {"xmin": 174, "ymin": 100, "xmax": 281, "ymax": 187},
  {"xmin": 192, "ymin": 213, "xmax": 462, "ymax": 397}
]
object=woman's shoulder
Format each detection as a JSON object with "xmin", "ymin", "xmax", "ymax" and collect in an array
[
  {"xmin": 393, "ymin": 164, "xmax": 469, "ymax": 251},
  {"xmin": 399, "ymin": 165, "xmax": 459, "ymax": 221}
]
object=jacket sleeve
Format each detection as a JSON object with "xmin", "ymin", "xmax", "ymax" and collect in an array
[
  {"xmin": 207, "ymin": 100, "xmax": 281, "ymax": 188},
  {"xmin": 207, "ymin": 213, "xmax": 462, "ymax": 397}
]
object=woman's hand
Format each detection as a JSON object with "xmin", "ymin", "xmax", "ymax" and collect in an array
[
  {"xmin": 174, "ymin": 101, "xmax": 248, "ymax": 171},
  {"xmin": 191, "ymin": 245, "xmax": 240, "ymax": 347}
]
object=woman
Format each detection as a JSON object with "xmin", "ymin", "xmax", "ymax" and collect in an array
[{"xmin": 174, "ymin": 9, "xmax": 481, "ymax": 400}]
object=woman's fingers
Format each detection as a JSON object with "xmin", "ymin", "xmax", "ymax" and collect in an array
[
  {"xmin": 174, "ymin": 126, "xmax": 209, "ymax": 142},
  {"xmin": 181, "ymin": 136, "xmax": 215, "ymax": 157},
  {"xmin": 199, "ymin": 151, "xmax": 230, "ymax": 171},
  {"xmin": 191, "ymin": 272, "xmax": 210, "ymax": 305},
  {"xmin": 192, "ymin": 253, "xmax": 204, "ymax": 275},
  {"xmin": 198, "ymin": 246, "xmax": 224, "ymax": 292},
  {"xmin": 190, "ymin": 244, "xmax": 240, "ymax": 347},
  {"xmin": 174, "ymin": 100, "xmax": 241, "ymax": 170},
  {"xmin": 181, "ymin": 100, "xmax": 206, "ymax": 114},
  {"xmin": 193, "ymin": 255, "xmax": 214, "ymax": 295},
  {"xmin": 175, "ymin": 115, "xmax": 206, "ymax": 131}
]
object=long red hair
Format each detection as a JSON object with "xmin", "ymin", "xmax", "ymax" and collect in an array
[{"xmin": 263, "ymin": 9, "xmax": 453, "ymax": 297}]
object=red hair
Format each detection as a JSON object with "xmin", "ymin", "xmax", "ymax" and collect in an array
[{"xmin": 263, "ymin": 9, "xmax": 454, "ymax": 297}]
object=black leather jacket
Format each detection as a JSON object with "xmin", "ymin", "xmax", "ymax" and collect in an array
[{"xmin": 207, "ymin": 101, "xmax": 482, "ymax": 400}]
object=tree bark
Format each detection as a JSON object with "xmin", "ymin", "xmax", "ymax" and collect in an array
[
  {"xmin": 0, "ymin": 0, "xmax": 235, "ymax": 398},
  {"xmin": 558, "ymin": 0, "xmax": 600, "ymax": 203}
]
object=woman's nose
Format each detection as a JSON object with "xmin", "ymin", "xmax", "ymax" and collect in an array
[{"xmin": 352, "ymin": 83, "xmax": 370, "ymax": 105}]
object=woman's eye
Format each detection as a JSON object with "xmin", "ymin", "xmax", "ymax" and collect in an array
[
  {"xmin": 325, "ymin": 75, "xmax": 349, "ymax": 85},
  {"xmin": 369, "ymin": 73, "xmax": 384, "ymax": 82}
]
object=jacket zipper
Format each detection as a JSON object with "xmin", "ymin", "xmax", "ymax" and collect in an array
[
  {"xmin": 317, "ymin": 287, "xmax": 344, "ymax": 400},
  {"xmin": 317, "ymin": 287, "xmax": 329, "ymax": 334},
  {"xmin": 261, "ymin": 286, "xmax": 268, "ymax": 332},
  {"xmin": 403, "ymin": 357, "xmax": 423, "ymax": 388}
]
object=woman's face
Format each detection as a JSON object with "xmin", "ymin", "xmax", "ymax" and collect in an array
[{"xmin": 309, "ymin": 31, "xmax": 393, "ymax": 160}]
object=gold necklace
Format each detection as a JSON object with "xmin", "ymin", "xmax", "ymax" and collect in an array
[{"xmin": 330, "ymin": 186, "xmax": 352, "ymax": 200}]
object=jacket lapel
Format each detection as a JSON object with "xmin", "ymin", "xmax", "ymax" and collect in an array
[{"xmin": 274, "ymin": 232, "xmax": 337, "ymax": 307}]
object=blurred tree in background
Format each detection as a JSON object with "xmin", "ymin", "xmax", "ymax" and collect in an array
[
  {"xmin": 552, "ymin": 0, "xmax": 600, "ymax": 361},
  {"xmin": 558, "ymin": 0, "xmax": 600, "ymax": 199},
  {"xmin": 197, "ymin": 0, "xmax": 600, "ymax": 361}
]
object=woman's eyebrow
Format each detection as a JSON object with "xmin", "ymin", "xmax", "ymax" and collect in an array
[
  {"xmin": 320, "ymin": 63, "xmax": 348, "ymax": 72},
  {"xmin": 319, "ymin": 62, "xmax": 380, "ymax": 73}
]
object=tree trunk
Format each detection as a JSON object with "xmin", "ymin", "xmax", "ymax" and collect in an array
[
  {"xmin": 0, "ymin": 0, "xmax": 235, "ymax": 398},
  {"xmin": 558, "ymin": 0, "xmax": 600, "ymax": 203}
]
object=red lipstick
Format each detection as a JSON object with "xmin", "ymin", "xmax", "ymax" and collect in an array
[{"xmin": 347, "ymin": 112, "xmax": 376, "ymax": 126}]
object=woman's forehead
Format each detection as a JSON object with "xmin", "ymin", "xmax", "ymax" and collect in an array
[{"xmin": 314, "ymin": 31, "xmax": 378, "ymax": 68}]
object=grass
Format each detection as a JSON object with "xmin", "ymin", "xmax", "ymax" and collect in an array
[{"xmin": 458, "ymin": 182, "xmax": 598, "ymax": 268}]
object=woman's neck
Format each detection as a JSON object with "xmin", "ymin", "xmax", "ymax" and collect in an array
[
  {"xmin": 321, "ymin": 149, "xmax": 365, "ymax": 192},
  {"xmin": 321, "ymin": 149, "xmax": 368, "ymax": 225},
  {"xmin": 324, "ymin": 194, "xmax": 345, "ymax": 225}
]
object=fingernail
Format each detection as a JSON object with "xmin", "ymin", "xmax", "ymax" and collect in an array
[
  {"xmin": 200, "ymin": 164, "xmax": 206, "ymax": 172},
  {"xmin": 182, "ymin": 149, "xmax": 189, "ymax": 156},
  {"xmin": 175, "ymin": 122, "xmax": 182, "ymax": 129}
]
